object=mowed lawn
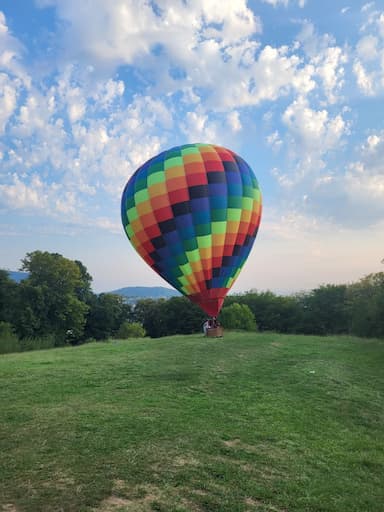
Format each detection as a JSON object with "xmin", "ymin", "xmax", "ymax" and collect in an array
[{"xmin": 0, "ymin": 332, "xmax": 383, "ymax": 512}]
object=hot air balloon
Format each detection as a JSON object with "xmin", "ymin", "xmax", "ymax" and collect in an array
[{"xmin": 121, "ymin": 143, "xmax": 262, "ymax": 317}]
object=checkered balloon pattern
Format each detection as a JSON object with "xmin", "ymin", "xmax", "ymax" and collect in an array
[{"xmin": 121, "ymin": 143, "xmax": 262, "ymax": 317}]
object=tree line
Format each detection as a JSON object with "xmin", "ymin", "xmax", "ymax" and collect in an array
[{"xmin": 1, "ymin": 250, "xmax": 383, "ymax": 353}]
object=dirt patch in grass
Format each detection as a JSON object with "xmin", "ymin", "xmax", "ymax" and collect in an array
[
  {"xmin": 41, "ymin": 471, "xmax": 76, "ymax": 490},
  {"xmin": 244, "ymin": 497, "xmax": 264, "ymax": 506},
  {"xmin": 244, "ymin": 497, "xmax": 288, "ymax": 511},
  {"xmin": 95, "ymin": 480, "xmax": 203, "ymax": 512},
  {"xmin": 95, "ymin": 481, "xmax": 162, "ymax": 511},
  {"xmin": 223, "ymin": 438, "xmax": 241, "ymax": 448},
  {"xmin": 222, "ymin": 438, "xmax": 261, "ymax": 453},
  {"xmin": 173, "ymin": 454, "xmax": 200, "ymax": 467},
  {"xmin": 97, "ymin": 496, "xmax": 133, "ymax": 510},
  {"xmin": 2, "ymin": 505, "xmax": 18, "ymax": 512}
]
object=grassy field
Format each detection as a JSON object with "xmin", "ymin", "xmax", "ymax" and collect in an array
[{"xmin": 0, "ymin": 332, "xmax": 383, "ymax": 512}]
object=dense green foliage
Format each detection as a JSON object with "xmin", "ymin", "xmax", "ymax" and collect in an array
[
  {"xmin": 115, "ymin": 321, "xmax": 146, "ymax": 339},
  {"xmin": 1, "ymin": 251, "xmax": 383, "ymax": 352},
  {"xmin": 134, "ymin": 296, "xmax": 206, "ymax": 337},
  {"xmin": 220, "ymin": 302, "xmax": 257, "ymax": 331},
  {"xmin": 225, "ymin": 278, "xmax": 383, "ymax": 339},
  {"xmin": 0, "ymin": 333, "xmax": 383, "ymax": 511},
  {"xmin": 0, "ymin": 252, "xmax": 136, "ymax": 352},
  {"xmin": 0, "ymin": 321, "xmax": 20, "ymax": 354},
  {"xmin": 84, "ymin": 292, "xmax": 133, "ymax": 341},
  {"xmin": 347, "ymin": 273, "xmax": 384, "ymax": 338}
]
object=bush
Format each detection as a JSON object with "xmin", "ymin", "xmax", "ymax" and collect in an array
[
  {"xmin": 0, "ymin": 322, "xmax": 21, "ymax": 354},
  {"xmin": 116, "ymin": 321, "xmax": 146, "ymax": 339},
  {"xmin": 219, "ymin": 303, "xmax": 257, "ymax": 331}
]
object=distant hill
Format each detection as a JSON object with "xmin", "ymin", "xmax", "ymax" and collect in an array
[
  {"xmin": 109, "ymin": 286, "xmax": 180, "ymax": 304},
  {"xmin": 5, "ymin": 271, "xmax": 179, "ymax": 303},
  {"xmin": 7, "ymin": 271, "xmax": 29, "ymax": 283}
]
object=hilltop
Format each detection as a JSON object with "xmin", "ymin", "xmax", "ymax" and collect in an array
[{"xmin": 1, "ymin": 332, "xmax": 383, "ymax": 511}]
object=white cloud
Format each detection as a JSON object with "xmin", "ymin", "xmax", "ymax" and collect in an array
[
  {"xmin": 91, "ymin": 78, "xmax": 125, "ymax": 108},
  {"xmin": 270, "ymin": 97, "xmax": 349, "ymax": 219},
  {"xmin": 0, "ymin": 74, "xmax": 18, "ymax": 133},
  {"xmin": 286, "ymin": 130, "xmax": 384, "ymax": 228},
  {"xmin": 0, "ymin": 11, "xmax": 28, "ymax": 83},
  {"xmin": 345, "ymin": 131, "xmax": 384, "ymax": 205},
  {"xmin": 261, "ymin": 0, "xmax": 306, "ymax": 7},
  {"xmin": 353, "ymin": 6, "xmax": 384, "ymax": 96},
  {"xmin": 296, "ymin": 21, "xmax": 347, "ymax": 104},
  {"xmin": 0, "ymin": 12, "xmax": 31, "ymax": 134},
  {"xmin": 33, "ymin": 0, "xmax": 322, "ymax": 113},
  {"xmin": 353, "ymin": 61, "xmax": 372, "ymax": 94},
  {"xmin": 0, "ymin": 59, "xmax": 172, "ymax": 229},
  {"xmin": 314, "ymin": 46, "xmax": 347, "ymax": 104},
  {"xmin": 0, "ymin": 1, "xmax": 379, "ymax": 241},
  {"xmin": 0, "ymin": 174, "xmax": 48, "ymax": 210},
  {"xmin": 199, "ymin": 44, "xmax": 316, "ymax": 111},
  {"xmin": 356, "ymin": 35, "xmax": 379, "ymax": 61},
  {"xmin": 227, "ymin": 111, "xmax": 242, "ymax": 132},
  {"xmin": 266, "ymin": 130, "xmax": 283, "ymax": 151},
  {"xmin": 36, "ymin": 0, "xmax": 261, "ymax": 66},
  {"xmin": 181, "ymin": 109, "xmax": 219, "ymax": 143},
  {"xmin": 361, "ymin": 3, "xmax": 374, "ymax": 14},
  {"xmin": 282, "ymin": 97, "xmax": 346, "ymax": 154}
]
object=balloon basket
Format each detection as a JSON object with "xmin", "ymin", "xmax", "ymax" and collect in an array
[{"xmin": 206, "ymin": 326, "xmax": 224, "ymax": 338}]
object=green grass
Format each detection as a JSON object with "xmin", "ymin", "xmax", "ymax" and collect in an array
[{"xmin": 0, "ymin": 332, "xmax": 383, "ymax": 512}]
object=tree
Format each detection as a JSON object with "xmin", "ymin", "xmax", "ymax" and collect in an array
[
  {"xmin": 347, "ymin": 273, "xmax": 384, "ymax": 338},
  {"xmin": 14, "ymin": 281, "xmax": 47, "ymax": 338},
  {"xmin": 19, "ymin": 251, "xmax": 90, "ymax": 344},
  {"xmin": 74, "ymin": 260, "xmax": 93, "ymax": 302},
  {"xmin": 226, "ymin": 291, "xmax": 296, "ymax": 332},
  {"xmin": 133, "ymin": 299, "xmax": 168, "ymax": 338},
  {"xmin": 133, "ymin": 296, "xmax": 205, "ymax": 338},
  {"xmin": 0, "ymin": 270, "xmax": 18, "ymax": 326},
  {"xmin": 296, "ymin": 285, "xmax": 349, "ymax": 335},
  {"xmin": 85, "ymin": 293, "xmax": 133, "ymax": 340},
  {"xmin": 219, "ymin": 303, "xmax": 257, "ymax": 331},
  {"xmin": 161, "ymin": 296, "xmax": 205, "ymax": 335}
]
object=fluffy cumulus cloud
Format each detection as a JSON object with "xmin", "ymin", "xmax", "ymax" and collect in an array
[
  {"xmin": 32, "ymin": 0, "xmax": 319, "ymax": 112},
  {"xmin": 0, "ymin": 72, "xmax": 170, "ymax": 223},
  {"xmin": 282, "ymin": 97, "xmax": 346, "ymax": 155},
  {"xmin": 295, "ymin": 21, "xmax": 347, "ymax": 104},
  {"xmin": 0, "ymin": 0, "xmax": 383, "ymax": 240},
  {"xmin": 36, "ymin": 0, "xmax": 260, "ymax": 67},
  {"xmin": 0, "ymin": 16, "xmax": 171, "ymax": 226},
  {"xmin": 345, "ymin": 132, "xmax": 384, "ymax": 210},
  {"xmin": 275, "ymin": 129, "xmax": 384, "ymax": 229},
  {"xmin": 353, "ymin": 3, "xmax": 384, "ymax": 95},
  {"xmin": 0, "ymin": 12, "xmax": 30, "ymax": 134},
  {"xmin": 1, "ymin": 0, "xmax": 321, "ymax": 230}
]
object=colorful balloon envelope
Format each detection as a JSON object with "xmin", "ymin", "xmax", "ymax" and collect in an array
[{"xmin": 121, "ymin": 143, "xmax": 262, "ymax": 317}]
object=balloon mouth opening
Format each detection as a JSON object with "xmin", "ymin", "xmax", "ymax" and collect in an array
[{"xmin": 188, "ymin": 289, "xmax": 227, "ymax": 317}]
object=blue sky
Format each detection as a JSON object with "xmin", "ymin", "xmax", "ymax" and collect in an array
[{"xmin": 0, "ymin": 0, "xmax": 383, "ymax": 294}]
